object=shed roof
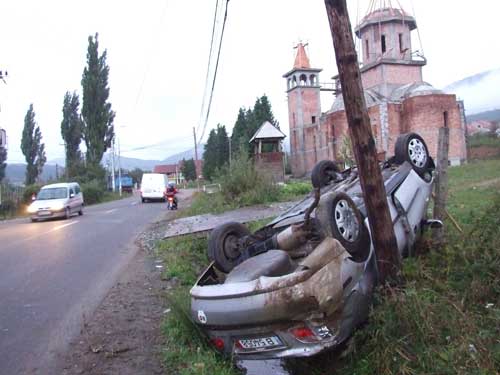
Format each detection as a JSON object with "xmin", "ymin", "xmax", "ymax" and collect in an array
[{"xmin": 249, "ymin": 121, "xmax": 286, "ymax": 143}]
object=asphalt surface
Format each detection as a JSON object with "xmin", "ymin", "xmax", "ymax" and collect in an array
[{"xmin": 0, "ymin": 194, "xmax": 171, "ymax": 375}]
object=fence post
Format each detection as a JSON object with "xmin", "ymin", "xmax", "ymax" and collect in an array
[{"xmin": 433, "ymin": 121, "xmax": 450, "ymax": 246}]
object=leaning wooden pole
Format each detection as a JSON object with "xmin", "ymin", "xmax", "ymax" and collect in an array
[
  {"xmin": 432, "ymin": 124, "xmax": 450, "ymax": 246},
  {"xmin": 324, "ymin": 0, "xmax": 400, "ymax": 283}
]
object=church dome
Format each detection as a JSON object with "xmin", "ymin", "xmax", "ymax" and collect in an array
[
  {"xmin": 331, "ymin": 89, "xmax": 386, "ymax": 112},
  {"xmin": 390, "ymin": 81, "xmax": 444, "ymax": 102}
]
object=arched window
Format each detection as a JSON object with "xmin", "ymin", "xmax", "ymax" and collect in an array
[
  {"xmin": 292, "ymin": 76, "xmax": 297, "ymax": 88},
  {"xmin": 310, "ymin": 74, "xmax": 316, "ymax": 86},
  {"xmin": 300, "ymin": 74, "xmax": 308, "ymax": 86},
  {"xmin": 287, "ymin": 78, "xmax": 291, "ymax": 90}
]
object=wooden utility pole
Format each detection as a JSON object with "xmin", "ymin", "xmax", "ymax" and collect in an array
[
  {"xmin": 324, "ymin": 0, "xmax": 400, "ymax": 283},
  {"xmin": 432, "ymin": 114, "xmax": 450, "ymax": 246},
  {"xmin": 193, "ymin": 127, "xmax": 200, "ymax": 191}
]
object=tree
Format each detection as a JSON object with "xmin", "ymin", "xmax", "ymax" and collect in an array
[
  {"xmin": 230, "ymin": 108, "xmax": 248, "ymax": 154},
  {"xmin": 181, "ymin": 158, "xmax": 196, "ymax": 181},
  {"xmin": 21, "ymin": 104, "xmax": 46, "ymax": 185},
  {"xmin": 129, "ymin": 168, "xmax": 145, "ymax": 185},
  {"xmin": 81, "ymin": 33, "xmax": 115, "ymax": 168},
  {"xmin": 202, "ymin": 124, "xmax": 229, "ymax": 181},
  {"xmin": 0, "ymin": 146, "xmax": 6, "ymax": 182},
  {"xmin": 61, "ymin": 91, "xmax": 83, "ymax": 177}
]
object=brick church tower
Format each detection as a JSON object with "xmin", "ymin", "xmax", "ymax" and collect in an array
[
  {"xmin": 283, "ymin": 44, "xmax": 322, "ymax": 177},
  {"xmin": 284, "ymin": 4, "xmax": 467, "ymax": 177}
]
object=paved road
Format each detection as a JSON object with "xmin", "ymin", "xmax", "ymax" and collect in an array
[{"xmin": 0, "ymin": 194, "xmax": 173, "ymax": 375}]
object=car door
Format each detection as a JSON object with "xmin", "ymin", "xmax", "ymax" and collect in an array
[{"xmin": 68, "ymin": 187, "xmax": 76, "ymax": 213}]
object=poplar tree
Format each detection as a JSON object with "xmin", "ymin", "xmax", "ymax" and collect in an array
[
  {"xmin": 81, "ymin": 33, "xmax": 115, "ymax": 168},
  {"xmin": 61, "ymin": 91, "xmax": 83, "ymax": 177},
  {"xmin": 21, "ymin": 104, "xmax": 46, "ymax": 185},
  {"xmin": 0, "ymin": 146, "xmax": 6, "ymax": 182}
]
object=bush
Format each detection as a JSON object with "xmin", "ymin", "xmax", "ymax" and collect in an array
[
  {"xmin": 216, "ymin": 152, "xmax": 280, "ymax": 205},
  {"xmin": 81, "ymin": 180, "xmax": 105, "ymax": 205},
  {"xmin": 22, "ymin": 184, "xmax": 42, "ymax": 204}
]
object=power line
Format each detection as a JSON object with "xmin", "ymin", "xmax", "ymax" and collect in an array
[
  {"xmin": 196, "ymin": 0, "xmax": 220, "ymax": 135},
  {"xmin": 198, "ymin": 0, "xmax": 230, "ymax": 144}
]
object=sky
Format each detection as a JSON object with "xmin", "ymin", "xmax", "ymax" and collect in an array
[{"xmin": 0, "ymin": 0, "xmax": 499, "ymax": 164}]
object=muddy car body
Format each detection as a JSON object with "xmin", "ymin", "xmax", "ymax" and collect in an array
[{"xmin": 190, "ymin": 133, "xmax": 438, "ymax": 359}]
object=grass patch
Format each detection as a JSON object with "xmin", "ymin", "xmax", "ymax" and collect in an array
[
  {"xmin": 468, "ymin": 134, "xmax": 500, "ymax": 149},
  {"xmin": 159, "ymin": 159, "xmax": 499, "ymax": 374},
  {"xmin": 181, "ymin": 180, "xmax": 311, "ymax": 218},
  {"xmin": 157, "ymin": 235, "xmax": 240, "ymax": 375}
]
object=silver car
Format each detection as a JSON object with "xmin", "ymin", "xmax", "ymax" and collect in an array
[
  {"xmin": 27, "ymin": 182, "xmax": 84, "ymax": 222},
  {"xmin": 190, "ymin": 133, "xmax": 439, "ymax": 359}
]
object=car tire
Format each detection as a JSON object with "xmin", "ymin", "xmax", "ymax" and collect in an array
[
  {"xmin": 311, "ymin": 160, "xmax": 340, "ymax": 188},
  {"xmin": 208, "ymin": 222, "xmax": 251, "ymax": 273},
  {"xmin": 78, "ymin": 206, "xmax": 83, "ymax": 216},
  {"xmin": 65, "ymin": 207, "xmax": 71, "ymax": 220},
  {"xmin": 394, "ymin": 133, "xmax": 430, "ymax": 176},
  {"xmin": 141, "ymin": 198, "xmax": 145, "ymax": 203},
  {"xmin": 316, "ymin": 191, "xmax": 370, "ymax": 262},
  {"xmin": 30, "ymin": 218, "xmax": 37, "ymax": 223}
]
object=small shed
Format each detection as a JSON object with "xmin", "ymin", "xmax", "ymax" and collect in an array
[{"xmin": 249, "ymin": 121, "xmax": 286, "ymax": 182}]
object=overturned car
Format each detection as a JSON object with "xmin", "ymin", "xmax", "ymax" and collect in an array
[{"xmin": 190, "ymin": 133, "xmax": 440, "ymax": 359}]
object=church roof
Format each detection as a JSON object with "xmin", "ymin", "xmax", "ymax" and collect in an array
[
  {"xmin": 355, "ymin": 7, "xmax": 416, "ymax": 36},
  {"xmin": 390, "ymin": 82, "xmax": 444, "ymax": 101},
  {"xmin": 293, "ymin": 43, "xmax": 311, "ymax": 69},
  {"xmin": 249, "ymin": 121, "xmax": 286, "ymax": 143},
  {"xmin": 330, "ymin": 89, "xmax": 387, "ymax": 112}
]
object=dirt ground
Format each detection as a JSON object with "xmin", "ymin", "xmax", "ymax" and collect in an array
[{"xmin": 53, "ymin": 205, "xmax": 186, "ymax": 375}]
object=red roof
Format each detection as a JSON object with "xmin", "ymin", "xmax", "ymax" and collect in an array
[
  {"xmin": 153, "ymin": 164, "xmax": 178, "ymax": 174},
  {"xmin": 293, "ymin": 43, "xmax": 311, "ymax": 69}
]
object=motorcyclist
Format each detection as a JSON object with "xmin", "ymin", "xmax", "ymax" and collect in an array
[{"xmin": 165, "ymin": 182, "xmax": 178, "ymax": 208}]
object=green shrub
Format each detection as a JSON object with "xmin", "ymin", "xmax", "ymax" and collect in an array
[
  {"xmin": 22, "ymin": 184, "xmax": 42, "ymax": 204},
  {"xmin": 216, "ymin": 151, "xmax": 280, "ymax": 205},
  {"xmin": 81, "ymin": 180, "xmax": 105, "ymax": 205}
]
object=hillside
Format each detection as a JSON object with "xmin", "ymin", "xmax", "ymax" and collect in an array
[
  {"xmin": 444, "ymin": 68, "xmax": 500, "ymax": 115},
  {"xmin": 466, "ymin": 109, "xmax": 500, "ymax": 123}
]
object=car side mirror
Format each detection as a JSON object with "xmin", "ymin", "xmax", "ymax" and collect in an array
[{"xmin": 70, "ymin": 193, "xmax": 75, "ymax": 198}]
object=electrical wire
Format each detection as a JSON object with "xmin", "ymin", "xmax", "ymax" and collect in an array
[
  {"xmin": 198, "ymin": 0, "xmax": 230, "ymax": 144},
  {"xmin": 196, "ymin": 0, "xmax": 220, "ymax": 135}
]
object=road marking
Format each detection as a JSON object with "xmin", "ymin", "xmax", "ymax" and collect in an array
[
  {"xmin": 104, "ymin": 208, "xmax": 117, "ymax": 214},
  {"xmin": 52, "ymin": 221, "xmax": 78, "ymax": 231}
]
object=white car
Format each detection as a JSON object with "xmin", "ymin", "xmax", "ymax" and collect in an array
[
  {"xmin": 140, "ymin": 173, "xmax": 169, "ymax": 202},
  {"xmin": 28, "ymin": 182, "xmax": 84, "ymax": 222}
]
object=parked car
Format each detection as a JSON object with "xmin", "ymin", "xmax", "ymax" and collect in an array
[
  {"xmin": 190, "ymin": 133, "xmax": 441, "ymax": 359},
  {"xmin": 27, "ymin": 182, "xmax": 84, "ymax": 222},
  {"xmin": 140, "ymin": 173, "xmax": 169, "ymax": 202}
]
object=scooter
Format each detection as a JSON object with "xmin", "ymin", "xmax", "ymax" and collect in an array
[{"xmin": 166, "ymin": 194, "xmax": 177, "ymax": 210}]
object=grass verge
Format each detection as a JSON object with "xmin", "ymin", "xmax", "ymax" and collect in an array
[
  {"xmin": 159, "ymin": 159, "xmax": 500, "ymax": 374},
  {"xmin": 181, "ymin": 180, "xmax": 311, "ymax": 218}
]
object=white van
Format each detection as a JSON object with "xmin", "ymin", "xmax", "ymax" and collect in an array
[
  {"xmin": 140, "ymin": 173, "xmax": 168, "ymax": 202},
  {"xmin": 27, "ymin": 182, "xmax": 84, "ymax": 222}
]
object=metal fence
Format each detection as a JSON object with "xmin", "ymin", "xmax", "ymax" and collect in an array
[{"xmin": 0, "ymin": 184, "xmax": 25, "ymax": 218}]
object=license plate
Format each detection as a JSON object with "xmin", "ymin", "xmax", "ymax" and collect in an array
[
  {"xmin": 238, "ymin": 336, "xmax": 282, "ymax": 349},
  {"xmin": 38, "ymin": 210, "xmax": 51, "ymax": 216}
]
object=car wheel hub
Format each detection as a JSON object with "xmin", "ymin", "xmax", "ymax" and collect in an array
[
  {"xmin": 223, "ymin": 234, "xmax": 241, "ymax": 260},
  {"xmin": 335, "ymin": 199, "xmax": 359, "ymax": 242},
  {"xmin": 408, "ymin": 138, "xmax": 427, "ymax": 168}
]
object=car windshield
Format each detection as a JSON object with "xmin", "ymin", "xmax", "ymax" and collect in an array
[{"xmin": 37, "ymin": 187, "xmax": 68, "ymax": 200}]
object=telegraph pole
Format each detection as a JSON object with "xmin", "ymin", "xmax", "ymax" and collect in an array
[
  {"xmin": 324, "ymin": 0, "xmax": 400, "ymax": 283},
  {"xmin": 118, "ymin": 136, "xmax": 122, "ymax": 196},
  {"xmin": 111, "ymin": 139, "xmax": 116, "ymax": 192},
  {"xmin": 193, "ymin": 126, "xmax": 200, "ymax": 191}
]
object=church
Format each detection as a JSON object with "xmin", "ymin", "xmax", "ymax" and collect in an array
[{"xmin": 283, "ymin": 5, "xmax": 467, "ymax": 177}]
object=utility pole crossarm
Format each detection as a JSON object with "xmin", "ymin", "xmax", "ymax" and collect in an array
[{"xmin": 324, "ymin": 0, "xmax": 401, "ymax": 283}]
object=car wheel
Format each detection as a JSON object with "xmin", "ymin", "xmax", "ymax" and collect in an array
[
  {"xmin": 394, "ymin": 133, "xmax": 430, "ymax": 176},
  {"xmin": 64, "ymin": 207, "xmax": 71, "ymax": 220},
  {"xmin": 30, "ymin": 218, "xmax": 37, "ymax": 223},
  {"xmin": 141, "ymin": 198, "xmax": 145, "ymax": 203},
  {"xmin": 208, "ymin": 222, "xmax": 251, "ymax": 273},
  {"xmin": 316, "ymin": 191, "xmax": 370, "ymax": 262},
  {"xmin": 311, "ymin": 160, "xmax": 340, "ymax": 188},
  {"xmin": 78, "ymin": 205, "xmax": 83, "ymax": 216}
]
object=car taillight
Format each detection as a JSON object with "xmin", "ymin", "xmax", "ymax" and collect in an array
[
  {"xmin": 290, "ymin": 326, "xmax": 318, "ymax": 343},
  {"xmin": 210, "ymin": 337, "xmax": 225, "ymax": 351}
]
